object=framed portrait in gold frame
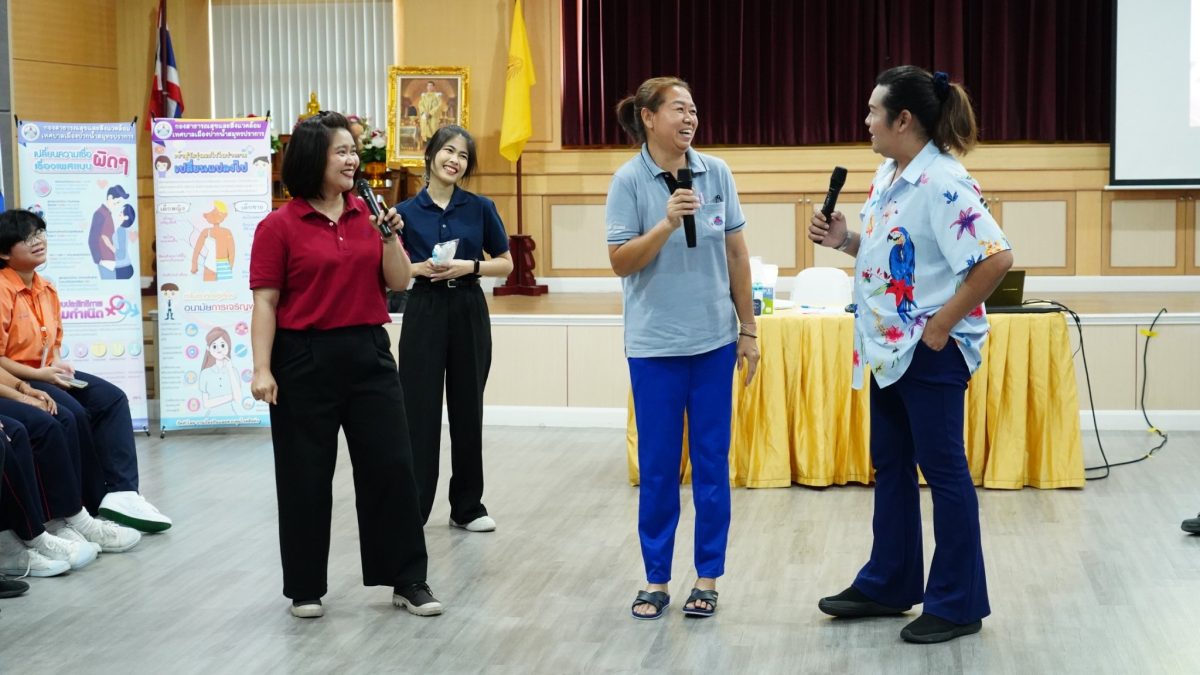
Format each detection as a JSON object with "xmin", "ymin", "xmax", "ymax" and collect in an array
[{"xmin": 387, "ymin": 66, "xmax": 470, "ymax": 168}]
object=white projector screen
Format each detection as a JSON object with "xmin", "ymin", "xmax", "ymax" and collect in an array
[{"xmin": 1111, "ymin": 0, "xmax": 1200, "ymax": 185}]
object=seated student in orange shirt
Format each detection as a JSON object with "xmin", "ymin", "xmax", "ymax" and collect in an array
[{"xmin": 0, "ymin": 210, "xmax": 172, "ymax": 533}]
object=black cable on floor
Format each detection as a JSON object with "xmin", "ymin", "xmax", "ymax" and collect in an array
[{"xmin": 1020, "ymin": 301, "xmax": 1169, "ymax": 481}]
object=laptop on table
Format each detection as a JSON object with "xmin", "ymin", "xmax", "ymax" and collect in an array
[{"xmin": 983, "ymin": 270, "xmax": 1061, "ymax": 314}]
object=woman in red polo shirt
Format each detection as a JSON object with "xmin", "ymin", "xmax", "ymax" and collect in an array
[{"xmin": 249, "ymin": 111, "xmax": 441, "ymax": 620}]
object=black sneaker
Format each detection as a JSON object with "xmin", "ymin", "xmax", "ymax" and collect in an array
[
  {"xmin": 393, "ymin": 582, "xmax": 444, "ymax": 616},
  {"xmin": 290, "ymin": 599, "xmax": 323, "ymax": 618},
  {"xmin": 818, "ymin": 586, "xmax": 912, "ymax": 618},
  {"xmin": 1183, "ymin": 514, "xmax": 1200, "ymax": 534},
  {"xmin": 0, "ymin": 575, "xmax": 29, "ymax": 599},
  {"xmin": 900, "ymin": 613, "xmax": 982, "ymax": 644}
]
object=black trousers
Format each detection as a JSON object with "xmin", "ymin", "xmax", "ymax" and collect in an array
[
  {"xmin": 0, "ymin": 415, "xmax": 76, "ymax": 540},
  {"xmin": 33, "ymin": 371, "xmax": 140, "ymax": 499},
  {"xmin": 398, "ymin": 282, "xmax": 491, "ymax": 525},
  {"xmin": 270, "ymin": 325, "xmax": 428, "ymax": 600},
  {"xmin": 0, "ymin": 406, "xmax": 86, "ymax": 524}
]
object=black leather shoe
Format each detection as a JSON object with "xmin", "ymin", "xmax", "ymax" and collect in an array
[
  {"xmin": 818, "ymin": 586, "xmax": 911, "ymax": 617},
  {"xmin": 1183, "ymin": 514, "xmax": 1200, "ymax": 534},
  {"xmin": 900, "ymin": 613, "xmax": 982, "ymax": 643},
  {"xmin": 0, "ymin": 576, "xmax": 29, "ymax": 599}
]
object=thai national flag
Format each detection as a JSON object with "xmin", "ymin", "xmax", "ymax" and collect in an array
[{"xmin": 147, "ymin": 1, "xmax": 184, "ymax": 123}]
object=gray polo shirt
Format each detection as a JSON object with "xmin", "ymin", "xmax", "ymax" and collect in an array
[{"xmin": 606, "ymin": 145, "xmax": 746, "ymax": 358}]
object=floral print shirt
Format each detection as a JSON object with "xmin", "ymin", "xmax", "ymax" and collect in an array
[{"xmin": 851, "ymin": 140, "xmax": 1011, "ymax": 389}]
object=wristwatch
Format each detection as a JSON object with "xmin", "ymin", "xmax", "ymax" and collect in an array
[{"xmin": 473, "ymin": 260, "xmax": 481, "ymax": 275}]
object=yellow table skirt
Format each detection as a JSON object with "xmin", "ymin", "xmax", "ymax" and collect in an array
[{"xmin": 626, "ymin": 312, "xmax": 1085, "ymax": 490}]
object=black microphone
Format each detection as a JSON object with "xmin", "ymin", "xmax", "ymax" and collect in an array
[
  {"xmin": 355, "ymin": 178, "xmax": 392, "ymax": 237},
  {"xmin": 820, "ymin": 166, "xmax": 849, "ymax": 222},
  {"xmin": 676, "ymin": 168, "xmax": 696, "ymax": 248}
]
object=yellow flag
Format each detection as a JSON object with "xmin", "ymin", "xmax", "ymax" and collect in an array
[{"xmin": 499, "ymin": 0, "xmax": 536, "ymax": 163}]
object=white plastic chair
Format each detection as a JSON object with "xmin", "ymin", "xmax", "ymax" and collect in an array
[{"xmin": 790, "ymin": 267, "xmax": 852, "ymax": 308}]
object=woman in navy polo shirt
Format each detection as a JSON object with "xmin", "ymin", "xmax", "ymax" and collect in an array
[
  {"xmin": 606, "ymin": 77, "xmax": 759, "ymax": 620},
  {"xmin": 809, "ymin": 66, "xmax": 1013, "ymax": 644},
  {"xmin": 249, "ymin": 111, "xmax": 441, "ymax": 619},
  {"xmin": 397, "ymin": 125, "xmax": 513, "ymax": 534}
]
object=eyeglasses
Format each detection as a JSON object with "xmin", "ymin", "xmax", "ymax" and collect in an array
[{"xmin": 21, "ymin": 230, "xmax": 46, "ymax": 247}]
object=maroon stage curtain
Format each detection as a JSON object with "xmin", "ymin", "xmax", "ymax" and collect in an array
[{"xmin": 561, "ymin": 0, "xmax": 1112, "ymax": 147}]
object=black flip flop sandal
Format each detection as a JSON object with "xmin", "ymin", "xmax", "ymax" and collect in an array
[
  {"xmin": 631, "ymin": 590, "xmax": 670, "ymax": 620},
  {"xmin": 682, "ymin": 588, "xmax": 718, "ymax": 617}
]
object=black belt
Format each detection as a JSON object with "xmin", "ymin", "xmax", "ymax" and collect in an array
[{"xmin": 412, "ymin": 276, "xmax": 480, "ymax": 289}]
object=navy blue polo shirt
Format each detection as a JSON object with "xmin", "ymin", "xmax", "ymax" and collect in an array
[{"xmin": 397, "ymin": 186, "xmax": 510, "ymax": 264}]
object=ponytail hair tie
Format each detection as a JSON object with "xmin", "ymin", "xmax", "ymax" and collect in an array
[{"xmin": 932, "ymin": 71, "xmax": 951, "ymax": 102}]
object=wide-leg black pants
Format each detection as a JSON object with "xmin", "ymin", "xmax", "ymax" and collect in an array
[
  {"xmin": 270, "ymin": 325, "xmax": 428, "ymax": 600},
  {"xmin": 398, "ymin": 282, "xmax": 491, "ymax": 525}
]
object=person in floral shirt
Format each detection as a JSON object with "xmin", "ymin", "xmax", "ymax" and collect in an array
[{"xmin": 808, "ymin": 65, "xmax": 1013, "ymax": 644}]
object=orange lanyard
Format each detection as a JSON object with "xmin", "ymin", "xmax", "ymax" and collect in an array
[{"xmin": 25, "ymin": 289, "xmax": 50, "ymax": 367}]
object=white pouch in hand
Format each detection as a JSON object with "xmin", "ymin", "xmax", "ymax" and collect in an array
[{"xmin": 431, "ymin": 239, "xmax": 460, "ymax": 266}]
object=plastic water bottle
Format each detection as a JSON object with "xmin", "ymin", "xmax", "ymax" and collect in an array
[{"xmin": 752, "ymin": 281, "xmax": 764, "ymax": 316}]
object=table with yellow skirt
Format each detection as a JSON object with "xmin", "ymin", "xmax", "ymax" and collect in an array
[{"xmin": 626, "ymin": 311, "xmax": 1086, "ymax": 490}]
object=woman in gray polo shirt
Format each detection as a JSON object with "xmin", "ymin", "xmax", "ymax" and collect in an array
[{"xmin": 606, "ymin": 76, "xmax": 759, "ymax": 620}]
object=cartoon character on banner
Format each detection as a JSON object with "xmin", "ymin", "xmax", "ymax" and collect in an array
[
  {"xmin": 198, "ymin": 326, "xmax": 242, "ymax": 416},
  {"xmin": 190, "ymin": 201, "xmax": 236, "ymax": 282},
  {"xmin": 113, "ymin": 204, "xmax": 138, "ymax": 280},
  {"xmin": 160, "ymin": 283, "xmax": 179, "ymax": 321},
  {"xmin": 154, "ymin": 155, "xmax": 172, "ymax": 178},
  {"xmin": 88, "ymin": 185, "xmax": 129, "ymax": 280}
]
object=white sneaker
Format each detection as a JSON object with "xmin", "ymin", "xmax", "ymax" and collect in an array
[
  {"xmin": 50, "ymin": 524, "xmax": 102, "ymax": 555},
  {"xmin": 27, "ymin": 531, "xmax": 97, "ymax": 570},
  {"xmin": 99, "ymin": 491, "xmax": 173, "ymax": 533},
  {"xmin": 290, "ymin": 599, "xmax": 324, "ymax": 618},
  {"xmin": 56, "ymin": 513, "xmax": 140, "ymax": 553},
  {"xmin": 0, "ymin": 530, "xmax": 70, "ymax": 577},
  {"xmin": 449, "ymin": 515, "xmax": 496, "ymax": 532}
]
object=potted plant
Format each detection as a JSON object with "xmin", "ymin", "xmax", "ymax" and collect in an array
[{"xmin": 357, "ymin": 119, "xmax": 388, "ymax": 186}]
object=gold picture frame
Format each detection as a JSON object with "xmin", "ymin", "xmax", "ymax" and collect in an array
[{"xmin": 387, "ymin": 65, "xmax": 470, "ymax": 168}]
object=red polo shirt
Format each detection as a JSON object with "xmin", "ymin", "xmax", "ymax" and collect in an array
[{"xmin": 249, "ymin": 194, "xmax": 392, "ymax": 330}]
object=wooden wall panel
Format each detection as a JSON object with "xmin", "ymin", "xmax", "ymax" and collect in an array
[
  {"xmin": 741, "ymin": 199, "xmax": 800, "ymax": 270},
  {"xmin": 1106, "ymin": 198, "xmax": 1182, "ymax": 271},
  {"xmin": 1075, "ymin": 190, "xmax": 1103, "ymax": 276},
  {"xmin": 487, "ymin": 325, "xmax": 567, "ymax": 406},
  {"xmin": 1190, "ymin": 198, "xmax": 1199, "ymax": 273},
  {"xmin": 10, "ymin": 0, "xmax": 117, "ymax": 68},
  {"xmin": 999, "ymin": 196, "xmax": 1073, "ymax": 273},
  {"xmin": 566, "ymin": 326, "xmax": 627, "ymax": 407},
  {"xmin": 1136, "ymin": 324, "xmax": 1200, "ymax": 410},
  {"xmin": 548, "ymin": 202, "xmax": 608, "ymax": 271},
  {"xmin": 11, "ymin": 62, "xmax": 119, "ymax": 121},
  {"xmin": 1070, "ymin": 325, "xmax": 1137, "ymax": 410}
]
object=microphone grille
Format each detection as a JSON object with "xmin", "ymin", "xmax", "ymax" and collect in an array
[
  {"xmin": 830, "ymin": 166, "xmax": 848, "ymax": 189},
  {"xmin": 676, "ymin": 168, "xmax": 692, "ymax": 183}
]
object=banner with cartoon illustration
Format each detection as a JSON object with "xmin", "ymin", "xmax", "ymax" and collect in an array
[
  {"xmin": 152, "ymin": 118, "xmax": 272, "ymax": 432},
  {"xmin": 15, "ymin": 121, "xmax": 149, "ymax": 430}
]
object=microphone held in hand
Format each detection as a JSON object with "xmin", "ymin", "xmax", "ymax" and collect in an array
[
  {"xmin": 355, "ymin": 178, "xmax": 392, "ymax": 237},
  {"xmin": 676, "ymin": 168, "xmax": 696, "ymax": 248},
  {"xmin": 820, "ymin": 166, "xmax": 848, "ymax": 222}
]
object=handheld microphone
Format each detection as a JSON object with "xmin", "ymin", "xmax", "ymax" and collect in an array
[
  {"xmin": 676, "ymin": 168, "xmax": 696, "ymax": 248},
  {"xmin": 820, "ymin": 166, "xmax": 849, "ymax": 222},
  {"xmin": 354, "ymin": 178, "xmax": 392, "ymax": 237}
]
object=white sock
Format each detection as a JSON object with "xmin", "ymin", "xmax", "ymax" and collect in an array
[
  {"xmin": 65, "ymin": 509, "xmax": 94, "ymax": 528},
  {"xmin": 25, "ymin": 531, "xmax": 51, "ymax": 546},
  {"xmin": 46, "ymin": 518, "xmax": 67, "ymax": 531}
]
